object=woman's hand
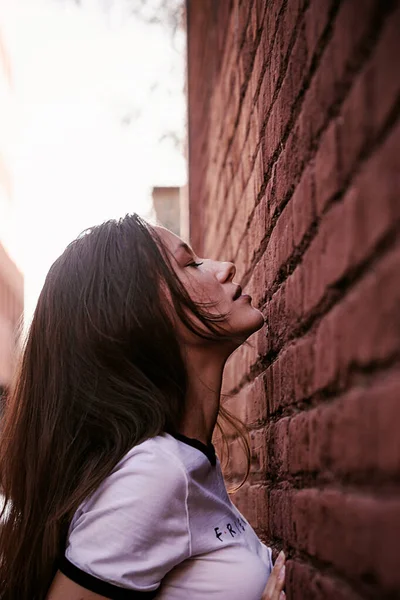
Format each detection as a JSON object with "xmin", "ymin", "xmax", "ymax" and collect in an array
[{"xmin": 261, "ymin": 550, "xmax": 286, "ymax": 600}]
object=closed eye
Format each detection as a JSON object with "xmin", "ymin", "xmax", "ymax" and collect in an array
[{"xmin": 187, "ymin": 261, "xmax": 203, "ymax": 268}]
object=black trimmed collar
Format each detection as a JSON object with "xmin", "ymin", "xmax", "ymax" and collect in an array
[{"xmin": 169, "ymin": 432, "xmax": 217, "ymax": 467}]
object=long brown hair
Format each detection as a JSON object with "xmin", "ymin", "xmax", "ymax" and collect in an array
[{"xmin": 0, "ymin": 213, "xmax": 251, "ymax": 599}]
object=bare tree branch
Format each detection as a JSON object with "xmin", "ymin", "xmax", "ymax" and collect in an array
[{"xmin": 56, "ymin": 0, "xmax": 186, "ymax": 148}]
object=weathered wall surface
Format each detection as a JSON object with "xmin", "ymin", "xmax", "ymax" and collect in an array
[{"xmin": 186, "ymin": 0, "xmax": 400, "ymax": 598}]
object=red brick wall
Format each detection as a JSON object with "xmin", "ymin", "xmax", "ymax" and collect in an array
[{"xmin": 186, "ymin": 1, "xmax": 400, "ymax": 598}]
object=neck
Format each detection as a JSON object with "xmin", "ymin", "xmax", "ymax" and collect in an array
[{"xmin": 179, "ymin": 347, "xmax": 228, "ymax": 446}]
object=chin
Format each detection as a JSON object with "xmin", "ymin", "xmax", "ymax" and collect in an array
[
  {"xmin": 248, "ymin": 310, "xmax": 266, "ymax": 334},
  {"xmin": 234, "ymin": 307, "xmax": 265, "ymax": 338}
]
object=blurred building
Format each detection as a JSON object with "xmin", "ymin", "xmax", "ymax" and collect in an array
[
  {"xmin": 152, "ymin": 186, "xmax": 182, "ymax": 237},
  {"xmin": 0, "ymin": 29, "xmax": 23, "ymax": 394}
]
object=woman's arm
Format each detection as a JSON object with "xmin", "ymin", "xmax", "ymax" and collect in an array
[{"xmin": 46, "ymin": 570, "xmax": 110, "ymax": 600}]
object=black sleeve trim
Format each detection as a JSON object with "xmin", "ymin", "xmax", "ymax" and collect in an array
[{"xmin": 58, "ymin": 556, "xmax": 160, "ymax": 599}]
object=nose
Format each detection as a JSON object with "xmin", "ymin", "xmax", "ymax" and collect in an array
[{"xmin": 216, "ymin": 261, "xmax": 236, "ymax": 283}]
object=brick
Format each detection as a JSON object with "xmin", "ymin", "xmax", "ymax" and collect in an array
[
  {"xmin": 260, "ymin": 6, "xmax": 309, "ymax": 163},
  {"xmin": 272, "ymin": 114, "xmax": 307, "ymax": 215},
  {"xmin": 308, "ymin": 405, "xmax": 331, "ymax": 473},
  {"xmin": 313, "ymin": 241, "xmax": 400, "ymax": 384},
  {"xmin": 291, "ymin": 488, "xmax": 319, "ymax": 553},
  {"xmin": 265, "ymin": 237, "xmax": 400, "ymax": 409},
  {"xmin": 255, "ymin": 0, "xmax": 268, "ymax": 30},
  {"xmin": 304, "ymin": 0, "xmax": 338, "ymax": 71},
  {"xmin": 268, "ymin": 488, "xmax": 293, "ymax": 542},
  {"xmin": 267, "ymin": 417, "xmax": 290, "ymax": 477},
  {"xmin": 257, "ymin": 1, "xmax": 289, "ymax": 120},
  {"xmin": 275, "ymin": 0, "xmax": 391, "ymax": 216},
  {"xmin": 271, "ymin": 369, "xmax": 400, "ymax": 478},
  {"xmin": 276, "ymin": 19, "xmax": 308, "ymax": 121},
  {"xmin": 332, "ymin": 0, "xmax": 381, "ymax": 76},
  {"xmin": 278, "ymin": 0, "xmax": 307, "ymax": 61},
  {"xmin": 304, "ymin": 119, "xmax": 400, "ymax": 318},
  {"xmin": 303, "ymin": 198, "xmax": 355, "ymax": 314},
  {"xmin": 375, "ymin": 374, "xmax": 400, "ymax": 476},
  {"xmin": 248, "ymin": 199, "xmax": 267, "ymax": 263},
  {"xmin": 245, "ymin": 374, "xmax": 267, "ymax": 426},
  {"xmin": 264, "ymin": 356, "xmax": 279, "ymax": 416},
  {"xmin": 265, "ymin": 283, "xmax": 291, "ymax": 354},
  {"xmin": 264, "ymin": 200, "xmax": 295, "ymax": 289},
  {"xmin": 247, "ymin": 252, "xmax": 267, "ymax": 307},
  {"xmin": 266, "ymin": 169, "xmax": 400, "ymax": 368},
  {"xmin": 336, "ymin": 64, "xmax": 372, "ymax": 184},
  {"xmin": 289, "ymin": 561, "xmax": 365, "ymax": 600},
  {"xmin": 237, "ymin": 0, "xmax": 254, "ymax": 53},
  {"xmin": 248, "ymin": 483, "xmax": 270, "ymax": 533},
  {"xmin": 292, "ymin": 163, "xmax": 316, "ymax": 247},
  {"xmin": 349, "ymin": 119, "xmax": 400, "ymax": 264},
  {"xmin": 278, "ymin": 342, "xmax": 296, "ymax": 407},
  {"xmin": 249, "ymin": 428, "xmax": 267, "ymax": 477},
  {"xmin": 367, "ymin": 4, "xmax": 400, "ymax": 134},
  {"xmin": 314, "ymin": 119, "xmax": 341, "ymax": 215},
  {"xmin": 328, "ymin": 372, "xmax": 400, "ymax": 478},
  {"xmin": 248, "ymin": 41, "xmax": 263, "ymax": 110},
  {"xmin": 265, "ymin": 268, "xmax": 303, "ymax": 356},
  {"xmin": 335, "ymin": 242, "xmax": 400, "ymax": 369},
  {"xmin": 296, "ymin": 488, "xmax": 400, "ymax": 591},
  {"xmin": 293, "ymin": 332, "xmax": 315, "ymax": 401},
  {"xmin": 288, "ymin": 412, "xmax": 310, "ymax": 475},
  {"xmin": 313, "ymin": 311, "xmax": 338, "ymax": 390},
  {"xmin": 187, "ymin": 2, "xmax": 400, "ymax": 598},
  {"xmin": 375, "ymin": 499, "xmax": 400, "ymax": 591}
]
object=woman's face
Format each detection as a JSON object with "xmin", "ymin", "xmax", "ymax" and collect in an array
[{"xmin": 154, "ymin": 226, "xmax": 265, "ymax": 346}]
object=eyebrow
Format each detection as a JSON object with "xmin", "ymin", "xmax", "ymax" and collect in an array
[{"xmin": 175, "ymin": 242, "xmax": 195, "ymax": 255}]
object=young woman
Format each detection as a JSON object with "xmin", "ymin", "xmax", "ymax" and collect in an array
[{"xmin": 0, "ymin": 213, "xmax": 286, "ymax": 599}]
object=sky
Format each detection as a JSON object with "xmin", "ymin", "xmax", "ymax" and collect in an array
[{"xmin": 0, "ymin": 0, "xmax": 186, "ymax": 323}]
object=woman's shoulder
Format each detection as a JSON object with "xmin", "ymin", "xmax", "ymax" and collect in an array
[
  {"xmin": 83, "ymin": 433, "xmax": 189, "ymax": 506},
  {"xmin": 72, "ymin": 434, "xmax": 189, "ymax": 524},
  {"xmin": 113, "ymin": 431, "xmax": 188, "ymax": 479},
  {"xmin": 64, "ymin": 433, "xmax": 192, "ymax": 592},
  {"xmin": 115, "ymin": 432, "xmax": 216, "ymax": 483}
]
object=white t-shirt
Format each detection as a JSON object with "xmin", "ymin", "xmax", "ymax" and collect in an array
[{"xmin": 59, "ymin": 432, "xmax": 273, "ymax": 599}]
